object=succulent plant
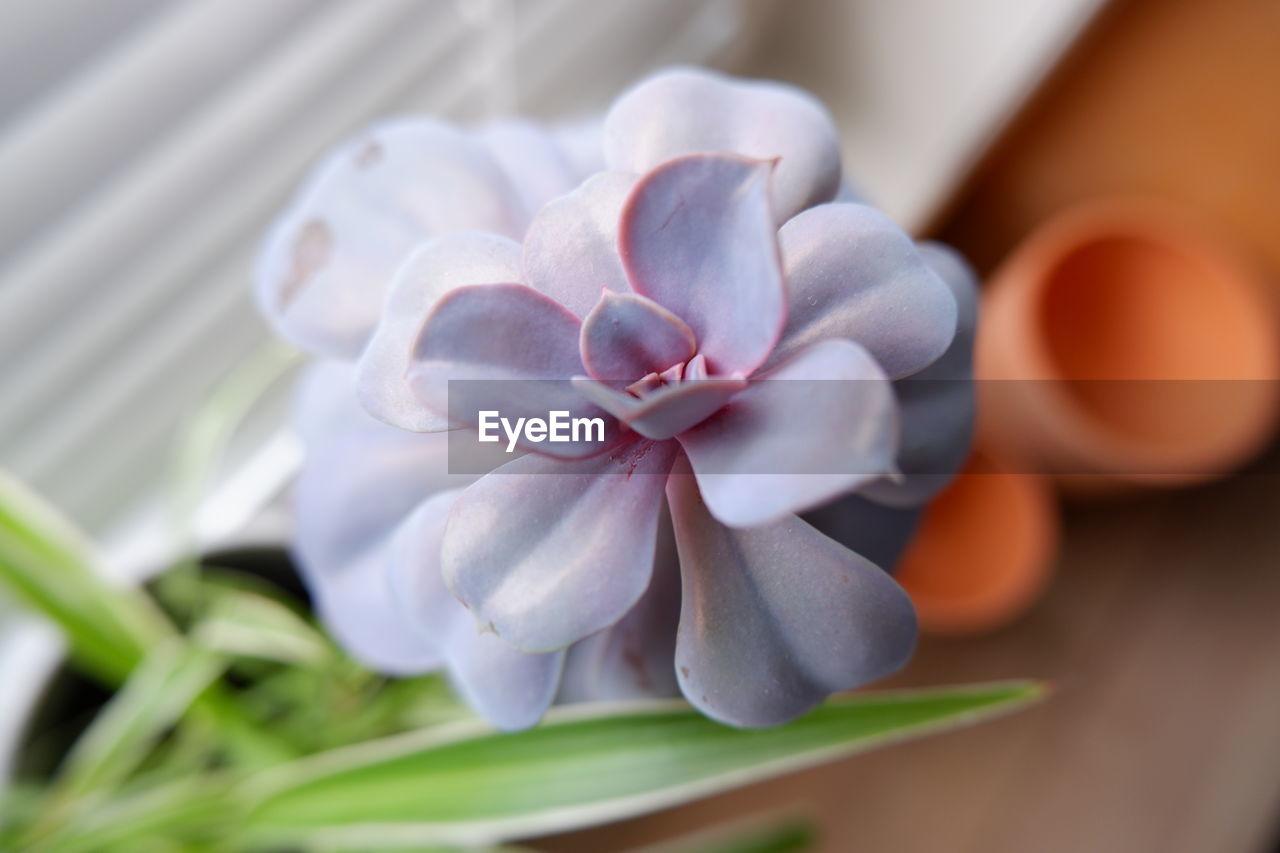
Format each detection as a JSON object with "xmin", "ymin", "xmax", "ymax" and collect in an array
[{"xmin": 262, "ymin": 67, "xmax": 978, "ymax": 729}]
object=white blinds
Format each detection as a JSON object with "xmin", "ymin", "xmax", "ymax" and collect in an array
[{"xmin": 0, "ymin": 0, "xmax": 749, "ymax": 546}]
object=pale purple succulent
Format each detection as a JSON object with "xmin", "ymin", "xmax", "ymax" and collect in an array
[
  {"xmin": 255, "ymin": 116, "xmax": 603, "ymax": 359},
  {"xmin": 336, "ymin": 68, "xmax": 979, "ymax": 727},
  {"xmin": 257, "ymin": 67, "xmax": 976, "ymax": 729},
  {"xmin": 290, "ymin": 361, "xmax": 679, "ymax": 730},
  {"xmin": 257, "ymin": 110, "xmax": 682, "ymax": 729}
]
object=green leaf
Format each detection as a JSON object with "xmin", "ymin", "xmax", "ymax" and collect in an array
[
  {"xmin": 54, "ymin": 640, "xmax": 225, "ymax": 799},
  {"xmin": 19, "ymin": 776, "xmax": 237, "ymax": 853},
  {"xmin": 0, "ymin": 784, "xmax": 45, "ymax": 843},
  {"xmin": 168, "ymin": 341, "xmax": 299, "ymax": 552},
  {"xmin": 0, "ymin": 471, "xmax": 297, "ymax": 770},
  {"xmin": 0, "ymin": 470, "xmax": 171, "ymax": 682},
  {"xmin": 192, "ymin": 586, "xmax": 330, "ymax": 667},
  {"xmin": 159, "ymin": 341, "xmax": 299, "ymax": 626},
  {"xmin": 243, "ymin": 681, "xmax": 1045, "ymax": 850}
]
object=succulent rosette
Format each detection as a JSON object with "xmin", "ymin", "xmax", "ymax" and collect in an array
[
  {"xmin": 256, "ymin": 66, "xmax": 976, "ymax": 730},
  {"xmin": 337, "ymin": 68, "xmax": 978, "ymax": 727}
]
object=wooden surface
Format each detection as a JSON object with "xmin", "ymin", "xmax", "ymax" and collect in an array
[
  {"xmin": 544, "ymin": 471, "xmax": 1280, "ymax": 852},
  {"xmin": 544, "ymin": 0, "xmax": 1280, "ymax": 850}
]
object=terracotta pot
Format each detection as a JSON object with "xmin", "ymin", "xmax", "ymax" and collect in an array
[
  {"xmin": 895, "ymin": 444, "xmax": 1058, "ymax": 635},
  {"xmin": 976, "ymin": 199, "xmax": 1280, "ymax": 493}
]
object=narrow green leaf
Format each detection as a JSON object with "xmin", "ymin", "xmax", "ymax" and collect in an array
[
  {"xmin": 243, "ymin": 680, "xmax": 1046, "ymax": 849},
  {"xmin": 54, "ymin": 640, "xmax": 225, "ymax": 798},
  {"xmin": 0, "ymin": 783, "xmax": 45, "ymax": 843},
  {"xmin": 0, "ymin": 471, "xmax": 297, "ymax": 770},
  {"xmin": 0, "ymin": 470, "xmax": 171, "ymax": 682},
  {"xmin": 159, "ymin": 340, "xmax": 299, "ymax": 626},
  {"xmin": 192, "ymin": 586, "xmax": 330, "ymax": 667},
  {"xmin": 20, "ymin": 777, "xmax": 238, "ymax": 853},
  {"xmin": 168, "ymin": 340, "xmax": 299, "ymax": 552}
]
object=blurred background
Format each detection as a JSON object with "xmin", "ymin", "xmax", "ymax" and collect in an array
[{"xmin": 2, "ymin": 1, "xmax": 1279, "ymax": 850}]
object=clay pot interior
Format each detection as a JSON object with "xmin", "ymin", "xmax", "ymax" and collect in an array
[
  {"xmin": 980, "ymin": 201, "xmax": 1280, "ymax": 488},
  {"xmin": 1041, "ymin": 227, "xmax": 1276, "ymax": 462}
]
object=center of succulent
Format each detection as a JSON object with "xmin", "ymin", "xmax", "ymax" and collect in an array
[{"xmin": 623, "ymin": 353, "xmax": 710, "ymax": 400}]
